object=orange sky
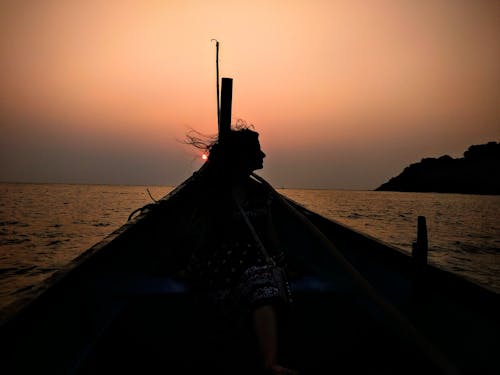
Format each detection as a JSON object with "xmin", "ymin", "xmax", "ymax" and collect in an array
[{"xmin": 1, "ymin": 0, "xmax": 499, "ymax": 188}]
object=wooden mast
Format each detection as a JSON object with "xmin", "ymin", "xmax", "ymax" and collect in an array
[
  {"xmin": 211, "ymin": 39, "xmax": 220, "ymax": 132},
  {"xmin": 212, "ymin": 39, "xmax": 232, "ymax": 141}
]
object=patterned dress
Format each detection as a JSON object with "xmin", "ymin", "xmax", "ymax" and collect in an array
[{"xmin": 186, "ymin": 182, "xmax": 291, "ymax": 316}]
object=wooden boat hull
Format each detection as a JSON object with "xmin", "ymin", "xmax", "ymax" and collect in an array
[{"xmin": 1, "ymin": 172, "xmax": 499, "ymax": 374}]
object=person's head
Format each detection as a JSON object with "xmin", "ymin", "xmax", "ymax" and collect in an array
[{"xmin": 208, "ymin": 128, "xmax": 265, "ymax": 174}]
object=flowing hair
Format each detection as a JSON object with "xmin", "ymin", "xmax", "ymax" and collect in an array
[{"xmin": 184, "ymin": 119, "xmax": 255, "ymax": 158}]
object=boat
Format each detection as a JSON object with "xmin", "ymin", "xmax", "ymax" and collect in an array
[
  {"xmin": 1, "ymin": 159, "xmax": 499, "ymax": 374},
  {"xmin": 1, "ymin": 70, "xmax": 499, "ymax": 374}
]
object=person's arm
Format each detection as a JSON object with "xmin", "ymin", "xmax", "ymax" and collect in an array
[{"xmin": 254, "ymin": 305, "xmax": 278, "ymax": 369}]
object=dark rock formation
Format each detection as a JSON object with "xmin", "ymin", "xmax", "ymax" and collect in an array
[{"xmin": 376, "ymin": 141, "xmax": 500, "ymax": 195}]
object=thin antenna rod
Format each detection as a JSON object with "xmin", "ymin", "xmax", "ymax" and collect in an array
[{"xmin": 211, "ymin": 39, "xmax": 220, "ymax": 131}]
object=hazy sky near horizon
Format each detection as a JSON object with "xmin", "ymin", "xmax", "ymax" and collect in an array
[{"xmin": 1, "ymin": 0, "xmax": 499, "ymax": 189}]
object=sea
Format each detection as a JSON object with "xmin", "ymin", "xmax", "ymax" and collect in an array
[{"xmin": 0, "ymin": 182, "xmax": 499, "ymax": 312}]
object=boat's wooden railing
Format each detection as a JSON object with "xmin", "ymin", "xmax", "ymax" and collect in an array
[{"xmin": 251, "ymin": 172, "xmax": 460, "ymax": 375}]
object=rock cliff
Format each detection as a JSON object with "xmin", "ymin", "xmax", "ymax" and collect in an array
[{"xmin": 375, "ymin": 141, "xmax": 500, "ymax": 195}]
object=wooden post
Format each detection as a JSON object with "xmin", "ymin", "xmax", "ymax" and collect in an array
[
  {"xmin": 412, "ymin": 216, "xmax": 428, "ymax": 269},
  {"xmin": 219, "ymin": 77, "xmax": 233, "ymax": 141},
  {"xmin": 410, "ymin": 216, "xmax": 429, "ymax": 308},
  {"xmin": 411, "ymin": 216, "xmax": 428, "ymax": 303}
]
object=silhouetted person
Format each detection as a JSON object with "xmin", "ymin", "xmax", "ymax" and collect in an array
[{"xmin": 184, "ymin": 127, "xmax": 297, "ymax": 375}]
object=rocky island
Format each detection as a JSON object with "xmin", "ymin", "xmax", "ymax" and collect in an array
[{"xmin": 376, "ymin": 141, "xmax": 500, "ymax": 195}]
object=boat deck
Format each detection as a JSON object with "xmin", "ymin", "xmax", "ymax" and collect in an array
[{"xmin": 76, "ymin": 279, "xmax": 445, "ymax": 375}]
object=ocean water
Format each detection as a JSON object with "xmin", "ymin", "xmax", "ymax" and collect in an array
[{"xmin": 0, "ymin": 183, "xmax": 499, "ymax": 312}]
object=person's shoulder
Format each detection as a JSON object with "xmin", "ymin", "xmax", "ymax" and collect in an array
[
  {"xmin": 247, "ymin": 178, "xmax": 276, "ymax": 206},
  {"xmin": 247, "ymin": 177, "xmax": 267, "ymax": 193}
]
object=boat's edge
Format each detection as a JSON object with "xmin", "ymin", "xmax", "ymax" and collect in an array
[
  {"xmin": 283, "ymin": 194, "xmax": 500, "ymax": 299},
  {"xmin": 0, "ymin": 170, "xmax": 200, "ymax": 327}
]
